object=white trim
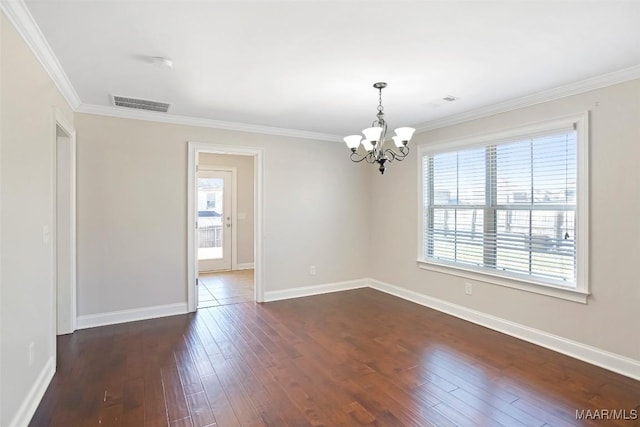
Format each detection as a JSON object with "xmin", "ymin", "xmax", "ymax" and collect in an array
[
  {"xmin": 78, "ymin": 104, "xmax": 342, "ymax": 143},
  {"xmin": 0, "ymin": 0, "xmax": 81, "ymax": 109},
  {"xmin": 235, "ymin": 262, "xmax": 255, "ymax": 270},
  {"xmin": 575, "ymin": 112, "xmax": 590, "ymax": 297},
  {"xmin": 417, "ymin": 112, "xmax": 590, "ymax": 299},
  {"xmin": 417, "ymin": 260, "xmax": 588, "ymax": 304},
  {"xmin": 414, "ymin": 64, "xmax": 640, "ymax": 133},
  {"xmin": 7, "ymin": 356, "xmax": 55, "ymax": 427},
  {"xmin": 368, "ymin": 279, "xmax": 640, "ymax": 381},
  {"xmin": 188, "ymin": 145, "xmax": 197, "ymax": 309},
  {"xmin": 231, "ymin": 168, "xmax": 238, "ymax": 271},
  {"xmin": 76, "ymin": 303, "xmax": 187, "ymax": 329},
  {"xmin": 52, "ymin": 108, "xmax": 77, "ymax": 338},
  {"xmin": 418, "ymin": 113, "xmax": 585, "ymax": 155},
  {"xmin": 263, "ymin": 279, "xmax": 368, "ymax": 302},
  {"xmin": 188, "ymin": 142, "xmax": 264, "ymax": 311},
  {"xmin": 0, "ymin": 10, "xmax": 3, "ymax": 424}
]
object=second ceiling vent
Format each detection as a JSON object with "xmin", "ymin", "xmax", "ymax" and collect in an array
[{"xmin": 112, "ymin": 95, "xmax": 170, "ymax": 113}]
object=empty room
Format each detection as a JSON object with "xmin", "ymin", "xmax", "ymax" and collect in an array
[{"xmin": 1, "ymin": 1, "xmax": 639, "ymax": 426}]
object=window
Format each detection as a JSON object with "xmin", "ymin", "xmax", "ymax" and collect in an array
[{"xmin": 419, "ymin": 114, "xmax": 589, "ymax": 301}]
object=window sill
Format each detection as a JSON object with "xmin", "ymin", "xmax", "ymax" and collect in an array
[{"xmin": 416, "ymin": 259, "xmax": 590, "ymax": 304}]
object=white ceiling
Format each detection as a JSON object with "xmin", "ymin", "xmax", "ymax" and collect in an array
[{"xmin": 22, "ymin": 0, "xmax": 640, "ymax": 138}]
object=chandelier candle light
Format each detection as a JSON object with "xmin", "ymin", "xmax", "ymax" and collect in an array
[{"xmin": 344, "ymin": 82, "xmax": 415, "ymax": 174}]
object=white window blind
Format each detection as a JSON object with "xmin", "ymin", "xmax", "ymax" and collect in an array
[{"xmin": 422, "ymin": 126, "xmax": 579, "ymax": 287}]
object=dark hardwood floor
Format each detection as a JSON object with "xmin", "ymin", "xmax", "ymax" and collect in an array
[{"xmin": 30, "ymin": 288, "xmax": 640, "ymax": 426}]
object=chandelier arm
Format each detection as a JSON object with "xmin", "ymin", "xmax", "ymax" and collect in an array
[
  {"xmin": 399, "ymin": 145, "xmax": 410, "ymax": 159},
  {"xmin": 383, "ymin": 145, "xmax": 410, "ymax": 162},
  {"xmin": 384, "ymin": 149, "xmax": 400, "ymax": 162},
  {"xmin": 349, "ymin": 151, "xmax": 370, "ymax": 163},
  {"xmin": 350, "ymin": 151, "xmax": 379, "ymax": 164}
]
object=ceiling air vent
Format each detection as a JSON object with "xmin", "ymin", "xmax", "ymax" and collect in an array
[{"xmin": 112, "ymin": 95, "xmax": 170, "ymax": 113}]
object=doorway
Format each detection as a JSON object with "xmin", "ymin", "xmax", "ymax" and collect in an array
[
  {"xmin": 53, "ymin": 109, "xmax": 76, "ymax": 336},
  {"xmin": 187, "ymin": 142, "xmax": 264, "ymax": 312}
]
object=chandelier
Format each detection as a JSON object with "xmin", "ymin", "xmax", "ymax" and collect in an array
[{"xmin": 344, "ymin": 82, "xmax": 415, "ymax": 174}]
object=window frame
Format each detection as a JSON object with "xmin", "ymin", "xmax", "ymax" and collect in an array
[{"xmin": 417, "ymin": 113, "xmax": 590, "ymax": 303}]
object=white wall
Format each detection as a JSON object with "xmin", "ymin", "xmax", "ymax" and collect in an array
[
  {"xmin": 0, "ymin": 11, "xmax": 74, "ymax": 427},
  {"xmin": 369, "ymin": 79, "xmax": 640, "ymax": 361},
  {"xmin": 199, "ymin": 153, "xmax": 254, "ymax": 266},
  {"xmin": 74, "ymin": 113, "xmax": 370, "ymax": 317}
]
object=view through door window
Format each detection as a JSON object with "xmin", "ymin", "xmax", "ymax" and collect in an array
[{"xmin": 198, "ymin": 177, "xmax": 224, "ymax": 261}]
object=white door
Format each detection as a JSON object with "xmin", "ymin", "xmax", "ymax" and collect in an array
[{"xmin": 198, "ymin": 170, "xmax": 232, "ymax": 271}]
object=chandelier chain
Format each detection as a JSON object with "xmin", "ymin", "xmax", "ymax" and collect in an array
[{"xmin": 377, "ymin": 87, "xmax": 384, "ymax": 114}]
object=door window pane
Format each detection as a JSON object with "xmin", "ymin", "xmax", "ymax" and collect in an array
[{"xmin": 198, "ymin": 177, "xmax": 223, "ymax": 260}]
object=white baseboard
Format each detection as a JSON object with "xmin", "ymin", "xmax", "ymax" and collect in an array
[
  {"xmin": 368, "ymin": 278, "xmax": 640, "ymax": 381},
  {"xmin": 264, "ymin": 279, "xmax": 368, "ymax": 302},
  {"xmin": 71, "ymin": 277, "xmax": 639, "ymax": 381},
  {"xmin": 235, "ymin": 262, "xmax": 255, "ymax": 270},
  {"xmin": 8, "ymin": 356, "xmax": 55, "ymax": 427},
  {"xmin": 76, "ymin": 302, "xmax": 188, "ymax": 329}
]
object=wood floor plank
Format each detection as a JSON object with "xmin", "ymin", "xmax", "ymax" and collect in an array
[
  {"xmin": 288, "ymin": 357, "xmax": 363, "ymax": 426},
  {"xmin": 268, "ymin": 357, "xmax": 338, "ymax": 426},
  {"xmin": 28, "ymin": 282, "xmax": 640, "ymax": 427},
  {"xmin": 197, "ymin": 309, "xmax": 241, "ymax": 360},
  {"xmin": 207, "ymin": 354, "xmax": 265, "ymax": 426},
  {"xmin": 416, "ymin": 378, "xmax": 522, "ymax": 427},
  {"xmin": 205, "ymin": 311, "xmax": 311, "ymax": 426},
  {"xmin": 186, "ymin": 391, "xmax": 216, "ymax": 427},
  {"xmin": 340, "ymin": 377, "xmax": 420, "ymax": 426},
  {"xmin": 175, "ymin": 348, "xmax": 204, "ymax": 395},
  {"xmin": 192, "ymin": 312, "xmax": 223, "ymax": 356},
  {"xmin": 200, "ymin": 373, "xmax": 241, "ymax": 427},
  {"xmin": 169, "ymin": 416, "xmax": 194, "ymax": 427},
  {"xmin": 143, "ymin": 364, "xmax": 169, "ymax": 427},
  {"xmin": 260, "ymin": 378, "xmax": 313, "ymax": 426},
  {"xmin": 121, "ymin": 377, "xmax": 145, "ymax": 427},
  {"xmin": 161, "ymin": 364, "xmax": 191, "ymax": 422},
  {"xmin": 449, "ymin": 386, "xmax": 544, "ymax": 427},
  {"xmin": 98, "ymin": 404, "xmax": 123, "ymax": 427}
]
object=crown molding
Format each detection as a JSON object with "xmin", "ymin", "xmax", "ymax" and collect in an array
[
  {"xmin": 77, "ymin": 103, "xmax": 343, "ymax": 142},
  {"xmin": 0, "ymin": 0, "xmax": 340, "ymax": 143},
  {"xmin": 1, "ymin": 0, "xmax": 340, "ymax": 142},
  {"xmin": 415, "ymin": 64, "xmax": 640, "ymax": 133},
  {"xmin": 1, "ymin": 0, "xmax": 81, "ymax": 109},
  {"xmin": 4, "ymin": 0, "xmax": 638, "ymax": 141}
]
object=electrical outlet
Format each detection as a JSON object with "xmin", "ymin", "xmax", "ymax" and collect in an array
[
  {"xmin": 465, "ymin": 282, "xmax": 473, "ymax": 295},
  {"xmin": 309, "ymin": 265, "xmax": 317, "ymax": 276},
  {"xmin": 28, "ymin": 342, "xmax": 35, "ymax": 366}
]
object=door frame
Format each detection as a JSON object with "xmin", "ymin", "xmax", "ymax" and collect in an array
[
  {"xmin": 187, "ymin": 142, "xmax": 264, "ymax": 311},
  {"xmin": 198, "ymin": 166, "xmax": 238, "ymax": 272},
  {"xmin": 51, "ymin": 107, "xmax": 77, "ymax": 344}
]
